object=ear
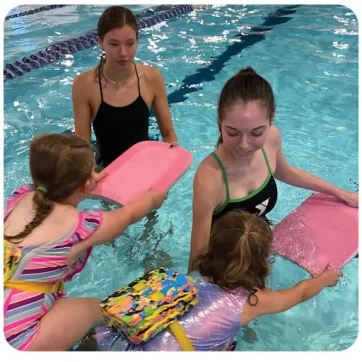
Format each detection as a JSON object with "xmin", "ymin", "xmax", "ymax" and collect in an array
[
  {"xmin": 217, "ymin": 118, "xmax": 222, "ymax": 132},
  {"xmin": 96, "ymin": 36, "xmax": 104, "ymax": 51},
  {"xmin": 269, "ymin": 114, "xmax": 274, "ymax": 125},
  {"xmin": 82, "ymin": 179, "xmax": 95, "ymax": 195},
  {"xmin": 270, "ymin": 107, "xmax": 276, "ymax": 124}
]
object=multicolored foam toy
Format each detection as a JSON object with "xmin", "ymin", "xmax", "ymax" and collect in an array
[
  {"xmin": 4, "ymin": 240, "xmax": 21, "ymax": 282},
  {"xmin": 4, "ymin": 239, "xmax": 64, "ymax": 294},
  {"xmin": 100, "ymin": 268, "xmax": 198, "ymax": 350}
]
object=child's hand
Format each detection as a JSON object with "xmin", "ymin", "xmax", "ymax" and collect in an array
[
  {"xmin": 340, "ymin": 191, "xmax": 358, "ymax": 208},
  {"xmin": 148, "ymin": 189, "xmax": 167, "ymax": 209},
  {"xmin": 169, "ymin": 141, "xmax": 178, "ymax": 148},
  {"xmin": 163, "ymin": 137, "xmax": 178, "ymax": 148},
  {"xmin": 318, "ymin": 263, "xmax": 341, "ymax": 287},
  {"xmin": 88, "ymin": 170, "xmax": 108, "ymax": 193},
  {"xmin": 92, "ymin": 170, "xmax": 107, "ymax": 183}
]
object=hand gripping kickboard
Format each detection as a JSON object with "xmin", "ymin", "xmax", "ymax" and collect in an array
[
  {"xmin": 90, "ymin": 141, "xmax": 193, "ymax": 207},
  {"xmin": 272, "ymin": 193, "xmax": 358, "ymax": 276}
]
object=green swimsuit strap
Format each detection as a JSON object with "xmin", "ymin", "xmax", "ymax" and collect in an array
[{"xmin": 261, "ymin": 148, "xmax": 273, "ymax": 175}]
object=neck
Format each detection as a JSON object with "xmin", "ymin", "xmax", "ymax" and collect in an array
[
  {"xmin": 219, "ymin": 144, "xmax": 257, "ymax": 168},
  {"xmin": 203, "ymin": 275, "xmax": 214, "ymax": 283},
  {"xmin": 60, "ymin": 193, "xmax": 84, "ymax": 208},
  {"xmin": 102, "ymin": 61, "xmax": 134, "ymax": 84}
]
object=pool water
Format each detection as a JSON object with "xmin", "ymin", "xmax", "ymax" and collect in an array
[{"xmin": 3, "ymin": 4, "xmax": 358, "ymax": 351}]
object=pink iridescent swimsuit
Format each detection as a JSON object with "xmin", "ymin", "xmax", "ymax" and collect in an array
[{"xmin": 91, "ymin": 270, "xmax": 249, "ymax": 351}]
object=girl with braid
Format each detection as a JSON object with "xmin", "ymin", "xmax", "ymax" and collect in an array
[{"xmin": 3, "ymin": 133, "xmax": 166, "ymax": 351}]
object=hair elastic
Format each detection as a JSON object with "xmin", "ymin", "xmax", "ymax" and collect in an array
[{"xmin": 36, "ymin": 186, "xmax": 47, "ymax": 194}]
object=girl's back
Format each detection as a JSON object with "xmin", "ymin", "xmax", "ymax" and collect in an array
[
  {"xmin": 4, "ymin": 184, "xmax": 102, "ymax": 350},
  {"xmin": 5, "ymin": 186, "xmax": 79, "ymax": 249},
  {"xmin": 4, "ymin": 133, "xmax": 167, "ymax": 351}
]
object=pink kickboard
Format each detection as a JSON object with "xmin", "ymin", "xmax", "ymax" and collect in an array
[
  {"xmin": 272, "ymin": 193, "xmax": 358, "ymax": 276},
  {"xmin": 90, "ymin": 141, "xmax": 192, "ymax": 206}
]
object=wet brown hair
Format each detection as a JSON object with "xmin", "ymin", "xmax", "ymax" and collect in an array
[
  {"xmin": 192, "ymin": 210, "xmax": 273, "ymax": 305},
  {"xmin": 96, "ymin": 6, "xmax": 139, "ymax": 84},
  {"xmin": 4, "ymin": 133, "xmax": 94, "ymax": 243},
  {"xmin": 216, "ymin": 66, "xmax": 276, "ymax": 147}
]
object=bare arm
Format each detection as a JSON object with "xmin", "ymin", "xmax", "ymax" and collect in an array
[
  {"xmin": 188, "ymin": 166, "xmax": 219, "ymax": 273},
  {"xmin": 273, "ymin": 127, "xmax": 358, "ymax": 207},
  {"xmin": 72, "ymin": 75, "xmax": 92, "ymax": 144},
  {"xmin": 240, "ymin": 265, "xmax": 340, "ymax": 326},
  {"xmin": 67, "ymin": 190, "xmax": 166, "ymax": 264},
  {"xmin": 151, "ymin": 68, "xmax": 178, "ymax": 146}
]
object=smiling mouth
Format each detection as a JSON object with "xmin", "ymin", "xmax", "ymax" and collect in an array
[{"xmin": 237, "ymin": 150, "xmax": 253, "ymax": 156}]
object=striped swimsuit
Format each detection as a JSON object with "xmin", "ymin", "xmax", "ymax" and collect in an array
[{"xmin": 4, "ymin": 184, "xmax": 103, "ymax": 351}]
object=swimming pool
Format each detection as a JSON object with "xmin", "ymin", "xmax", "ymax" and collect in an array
[{"xmin": 3, "ymin": 4, "xmax": 358, "ymax": 351}]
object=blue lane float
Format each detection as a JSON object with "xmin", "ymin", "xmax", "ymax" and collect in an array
[
  {"xmin": 167, "ymin": 5, "xmax": 301, "ymax": 104},
  {"xmin": 5, "ymin": 4, "xmax": 69, "ymax": 21},
  {"xmin": 4, "ymin": 5, "xmax": 194, "ymax": 81}
]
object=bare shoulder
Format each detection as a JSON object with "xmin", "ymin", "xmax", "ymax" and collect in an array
[
  {"xmin": 194, "ymin": 154, "xmax": 224, "ymax": 195},
  {"xmin": 136, "ymin": 63, "xmax": 163, "ymax": 83},
  {"xmin": 240, "ymin": 288, "xmax": 271, "ymax": 324},
  {"xmin": 73, "ymin": 68, "xmax": 98, "ymax": 88}
]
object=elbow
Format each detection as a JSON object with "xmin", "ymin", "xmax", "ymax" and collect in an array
[
  {"xmin": 188, "ymin": 252, "xmax": 196, "ymax": 274},
  {"xmin": 187, "ymin": 259, "xmax": 196, "ymax": 274},
  {"xmin": 75, "ymin": 131, "xmax": 91, "ymax": 144},
  {"xmin": 296, "ymin": 281, "xmax": 310, "ymax": 304},
  {"xmin": 299, "ymin": 292, "xmax": 308, "ymax": 304},
  {"xmin": 188, "ymin": 241, "xmax": 198, "ymax": 274},
  {"xmin": 128, "ymin": 209, "xmax": 140, "ymax": 226}
]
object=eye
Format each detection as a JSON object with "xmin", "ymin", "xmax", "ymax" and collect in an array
[
  {"xmin": 227, "ymin": 132, "xmax": 238, "ymax": 137},
  {"xmin": 251, "ymin": 132, "xmax": 263, "ymax": 137},
  {"xmin": 110, "ymin": 43, "xmax": 118, "ymax": 47},
  {"xmin": 127, "ymin": 42, "xmax": 135, "ymax": 46}
]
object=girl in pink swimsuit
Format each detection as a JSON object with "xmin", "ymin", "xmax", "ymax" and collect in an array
[{"xmin": 3, "ymin": 133, "xmax": 166, "ymax": 351}]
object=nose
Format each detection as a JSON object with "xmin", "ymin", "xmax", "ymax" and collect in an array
[
  {"xmin": 238, "ymin": 134, "xmax": 249, "ymax": 149},
  {"xmin": 118, "ymin": 45, "xmax": 127, "ymax": 56}
]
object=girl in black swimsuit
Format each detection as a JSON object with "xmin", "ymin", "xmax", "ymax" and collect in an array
[{"xmin": 189, "ymin": 67, "xmax": 358, "ymax": 272}]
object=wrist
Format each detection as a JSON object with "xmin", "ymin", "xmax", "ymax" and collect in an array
[
  {"xmin": 145, "ymin": 192, "xmax": 157, "ymax": 210},
  {"xmin": 163, "ymin": 133, "xmax": 178, "ymax": 144},
  {"xmin": 314, "ymin": 272, "xmax": 329, "ymax": 287},
  {"xmin": 327, "ymin": 185, "xmax": 346, "ymax": 198}
]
